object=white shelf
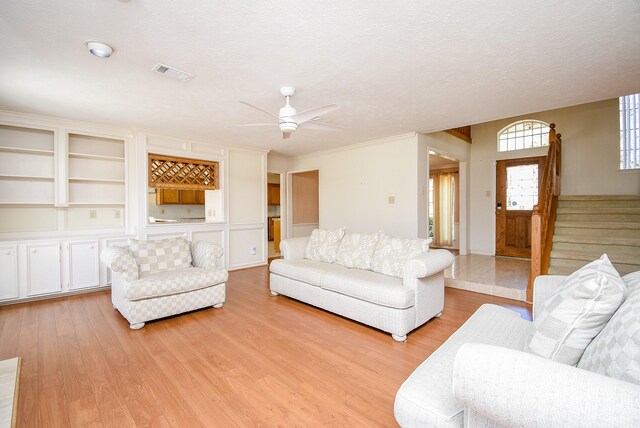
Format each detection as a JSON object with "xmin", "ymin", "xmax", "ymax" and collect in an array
[
  {"xmin": 0, "ymin": 146, "xmax": 54, "ymax": 156},
  {"xmin": 0, "ymin": 174, "xmax": 54, "ymax": 181},
  {"xmin": 0, "ymin": 202, "xmax": 55, "ymax": 206},
  {"xmin": 68, "ymin": 152, "xmax": 125, "ymax": 161},
  {"xmin": 67, "ymin": 202, "xmax": 125, "ymax": 206},
  {"xmin": 68, "ymin": 177, "xmax": 125, "ymax": 183}
]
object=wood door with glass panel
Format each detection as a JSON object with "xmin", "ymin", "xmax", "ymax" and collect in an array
[{"xmin": 496, "ymin": 156, "xmax": 546, "ymax": 258}]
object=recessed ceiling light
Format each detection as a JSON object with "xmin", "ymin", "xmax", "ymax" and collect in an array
[{"xmin": 87, "ymin": 41, "xmax": 113, "ymax": 58}]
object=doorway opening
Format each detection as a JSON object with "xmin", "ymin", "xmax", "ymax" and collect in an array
[
  {"xmin": 288, "ymin": 170, "xmax": 319, "ymax": 238},
  {"xmin": 267, "ymin": 172, "xmax": 282, "ymax": 259},
  {"xmin": 429, "ymin": 153, "xmax": 460, "ymax": 253}
]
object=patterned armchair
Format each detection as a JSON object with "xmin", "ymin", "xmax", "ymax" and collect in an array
[{"xmin": 100, "ymin": 237, "xmax": 227, "ymax": 329}]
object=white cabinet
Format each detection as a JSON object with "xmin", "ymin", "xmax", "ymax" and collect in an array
[
  {"xmin": 68, "ymin": 240, "xmax": 99, "ymax": 290},
  {"xmin": 0, "ymin": 245, "xmax": 18, "ymax": 300},
  {"xmin": 27, "ymin": 243, "xmax": 61, "ymax": 296}
]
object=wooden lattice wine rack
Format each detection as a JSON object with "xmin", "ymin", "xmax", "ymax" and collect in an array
[{"xmin": 148, "ymin": 153, "xmax": 219, "ymax": 190}]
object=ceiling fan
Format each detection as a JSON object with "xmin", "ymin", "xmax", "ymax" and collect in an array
[{"xmin": 233, "ymin": 86, "xmax": 341, "ymax": 139}]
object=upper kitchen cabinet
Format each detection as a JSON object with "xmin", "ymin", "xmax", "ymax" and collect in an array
[{"xmin": 267, "ymin": 183, "xmax": 280, "ymax": 205}]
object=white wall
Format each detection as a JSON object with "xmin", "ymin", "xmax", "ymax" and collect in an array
[
  {"xmin": 469, "ymin": 98, "xmax": 639, "ymax": 255},
  {"xmin": 287, "ymin": 133, "xmax": 422, "ymax": 237}
]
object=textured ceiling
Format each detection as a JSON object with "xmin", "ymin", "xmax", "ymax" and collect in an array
[{"xmin": 1, "ymin": 1, "xmax": 639, "ymax": 156}]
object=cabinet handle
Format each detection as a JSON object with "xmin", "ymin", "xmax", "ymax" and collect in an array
[
  {"xmin": 5, "ymin": 251, "xmax": 10, "ymax": 256},
  {"xmin": 32, "ymin": 249, "xmax": 37, "ymax": 254},
  {"xmin": 89, "ymin": 245, "xmax": 94, "ymax": 249}
]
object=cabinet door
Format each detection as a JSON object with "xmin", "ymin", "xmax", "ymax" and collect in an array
[
  {"xmin": 180, "ymin": 190, "xmax": 197, "ymax": 205},
  {"xmin": 68, "ymin": 240, "xmax": 100, "ymax": 290},
  {"xmin": 157, "ymin": 189, "xmax": 180, "ymax": 204},
  {"xmin": 197, "ymin": 190, "xmax": 205, "ymax": 205},
  {"xmin": 0, "ymin": 245, "xmax": 19, "ymax": 300},
  {"xmin": 271, "ymin": 184, "xmax": 280, "ymax": 205},
  {"xmin": 27, "ymin": 243, "xmax": 61, "ymax": 296}
]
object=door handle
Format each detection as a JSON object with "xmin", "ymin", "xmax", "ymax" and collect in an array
[{"xmin": 496, "ymin": 202, "xmax": 502, "ymax": 215}]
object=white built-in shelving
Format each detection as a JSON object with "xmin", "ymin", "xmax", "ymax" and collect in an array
[
  {"xmin": 0, "ymin": 125, "xmax": 56, "ymax": 209},
  {"xmin": 67, "ymin": 133, "xmax": 126, "ymax": 206}
]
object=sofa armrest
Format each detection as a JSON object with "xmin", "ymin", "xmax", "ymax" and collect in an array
[
  {"xmin": 280, "ymin": 237, "xmax": 309, "ymax": 260},
  {"xmin": 533, "ymin": 275, "xmax": 566, "ymax": 320},
  {"xmin": 100, "ymin": 246, "xmax": 139, "ymax": 282},
  {"xmin": 452, "ymin": 343, "xmax": 640, "ymax": 428},
  {"xmin": 190, "ymin": 241, "xmax": 224, "ymax": 268},
  {"xmin": 403, "ymin": 249, "xmax": 454, "ymax": 283}
]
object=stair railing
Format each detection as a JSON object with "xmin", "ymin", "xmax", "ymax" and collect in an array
[{"xmin": 528, "ymin": 123, "xmax": 562, "ymax": 302}]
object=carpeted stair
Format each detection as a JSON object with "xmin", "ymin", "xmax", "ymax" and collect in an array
[{"xmin": 548, "ymin": 195, "xmax": 640, "ymax": 276}]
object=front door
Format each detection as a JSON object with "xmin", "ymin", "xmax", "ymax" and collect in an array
[{"xmin": 496, "ymin": 156, "xmax": 546, "ymax": 258}]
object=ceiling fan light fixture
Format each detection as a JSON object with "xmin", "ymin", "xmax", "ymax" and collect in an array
[
  {"xmin": 87, "ymin": 41, "xmax": 113, "ymax": 58},
  {"xmin": 279, "ymin": 122, "xmax": 298, "ymax": 133}
]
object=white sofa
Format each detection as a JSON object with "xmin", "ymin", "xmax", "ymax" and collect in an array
[
  {"xmin": 101, "ymin": 238, "xmax": 228, "ymax": 329},
  {"xmin": 269, "ymin": 235, "xmax": 454, "ymax": 341},
  {"xmin": 394, "ymin": 273, "xmax": 640, "ymax": 427}
]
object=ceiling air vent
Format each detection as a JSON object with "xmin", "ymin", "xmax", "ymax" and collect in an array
[{"xmin": 152, "ymin": 63, "xmax": 194, "ymax": 81}]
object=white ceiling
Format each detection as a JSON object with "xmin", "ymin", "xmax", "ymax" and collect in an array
[{"xmin": 1, "ymin": 1, "xmax": 639, "ymax": 157}]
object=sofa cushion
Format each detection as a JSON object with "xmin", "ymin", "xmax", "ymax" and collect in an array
[
  {"xmin": 269, "ymin": 258, "xmax": 348, "ymax": 287},
  {"xmin": 394, "ymin": 304, "xmax": 533, "ymax": 427},
  {"xmin": 371, "ymin": 233, "xmax": 429, "ymax": 278},
  {"xmin": 125, "ymin": 266, "xmax": 228, "ymax": 301},
  {"xmin": 578, "ymin": 271, "xmax": 640, "ymax": 384},
  {"xmin": 320, "ymin": 269, "xmax": 414, "ymax": 309},
  {"xmin": 527, "ymin": 254, "xmax": 627, "ymax": 366},
  {"xmin": 336, "ymin": 231, "xmax": 381, "ymax": 270},
  {"xmin": 304, "ymin": 228, "xmax": 346, "ymax": 263},
  {"xmin": 129, "ymin": 237, "xmax": 192, "ymax": 275}
]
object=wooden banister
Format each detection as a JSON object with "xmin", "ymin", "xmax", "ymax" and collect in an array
[{"xmin": 527, "ymin": 123, "xmax": 562, "ymax": 302}]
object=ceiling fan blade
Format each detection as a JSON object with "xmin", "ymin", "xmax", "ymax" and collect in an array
[
  {"xmin": 239, "ymin": 101, "xmax": 279, "ymax": 119},
  {"xmin": 299, "ymin": 121, "xmax": 343, "ymax": 131},
  {"xmin": 283, "ymin": 132, "xmax": 291, "ymax": 140},
  {"xmin": 290, "ymin": 104, "xmax": 339, "ymax": 125},
  {"xmin": 228, "ymin": 123, "xmax": 279, "ymax": 127}
]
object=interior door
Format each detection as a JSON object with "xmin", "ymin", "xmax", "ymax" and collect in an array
[{"xmin": 496, "ymin": 156, "xmax": 546, "ymax": 258}]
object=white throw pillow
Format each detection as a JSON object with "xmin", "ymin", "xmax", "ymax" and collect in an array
[
  {"xmin": 304, "ymin": 228, "xmax": 346, "ymax": 263},
  {"xmin": 370, "ymin": 233, "xmax": 430, "ymax": 278},
  {"xmin": 336, "ymin": 231, "xmax": 382, "ymax": 270},
  {"xmin": 129, "ymin": 237, "xmax": 192, "ymax": 275},
  {"xmin": 577, "ymin": 271, "xmax": 640, "ymax": 384},
  {"xmin": 527, "ymin": 254, "xmax": 627, "ymax": 366}
]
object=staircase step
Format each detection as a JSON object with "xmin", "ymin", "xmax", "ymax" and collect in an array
[
  {"xmin": 553, "ymin": 221, "xmax": 640, "ymax": 230},
  {"xmin": 548, "ymin": 258, "xmax": 640, "ymax": 276},
  {"xmin": 558, "ymin": 195, "xmax": 640, "ymax": 201},
  {"xmin": 551, "ymin": 241, "xmax": 640, "ymax": 257},
  {"xmin": 558, "ymin": 200, "xmax": 640, "ymax": 208},
  {"xmin": 556, "ymin": 213, "xmax": 640, "ymax": 223},
  {"xmin": 549, "ymin": 249, "xmax": 640, "ymax": 266},
  {"xmin": 554, "ymin": 227, "xmax": 640, "ymax": 239},
  {"xmin": 556, "ymin": 207, "xmax": 640, "ymax": 215},
  {"xmin": 553, "ymin": 235, "xmax": 640, "ymax": 247}
]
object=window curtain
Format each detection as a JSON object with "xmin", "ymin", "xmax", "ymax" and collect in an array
[{"xmin": 431, "ymin": 170, "xmax": 457, "ymax": 247}]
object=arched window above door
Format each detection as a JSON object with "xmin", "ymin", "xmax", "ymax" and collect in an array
[{"xmin": 497, "ymin": 120, "xmax": 550, "ymax": 152}]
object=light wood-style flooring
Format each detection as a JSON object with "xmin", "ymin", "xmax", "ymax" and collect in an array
[{"xmin": 0, "ymin": 266, "xmax": 531, "ymax": 427}]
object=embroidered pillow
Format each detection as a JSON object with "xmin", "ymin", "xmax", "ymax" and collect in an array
[
  {"xmin": 304, "ymin": 228, "xmax": 346, "ymax": 263},
  {"xmin": 336, "ymin": 231, "xmax": 381, "ymax": 270},
  {"xmin": 577, "ymin": 271, "xmax": 640, "ymax": 384},
  {"xmin": 527, "ymin": 254, "xmax": 627, "ymax": 366},
  {"xmin": 129, "ymin": 237, "xmax": 192, "ymax": 275},
  {"xmin": 370, "ymin": 233, "xmax": 430, "ymax": 278}
]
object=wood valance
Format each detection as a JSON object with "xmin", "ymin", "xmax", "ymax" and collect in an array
[{"xmin": 148, "ymin": 153, "xmax": 219, "ymax": 190}]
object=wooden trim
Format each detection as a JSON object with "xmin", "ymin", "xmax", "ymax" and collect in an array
[
  {"xmin": 528, "ymin": 124, "xmax": 562, "ymax": 302},
  {"xmin": 148, "ymin": 153, "xmax": 219, "ymax": 190},
  {"xmin": 445, "ymin": 126, "xmax": 472, "ymax": 143}
]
